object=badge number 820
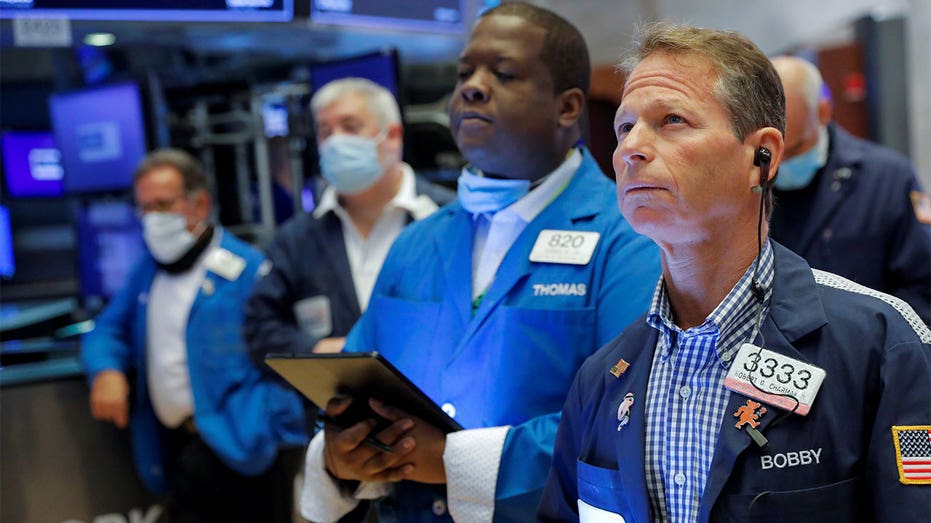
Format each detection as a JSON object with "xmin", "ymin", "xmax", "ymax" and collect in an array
[{"xmin": 529, "ymin": 229, "xmax": 601, "ymax": 265}]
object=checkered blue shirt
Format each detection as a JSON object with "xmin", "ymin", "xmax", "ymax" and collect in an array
[{"xmin": 643, "ymin": 240, "xmax": 774, "ymax": 522}]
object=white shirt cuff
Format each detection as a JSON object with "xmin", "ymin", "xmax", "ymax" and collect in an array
[
  {"xmin": 299, "ymin": 431, "xmax": 391, "ymax": 522},
  {"xmin": 443, "ymin": 426, "xmax": 510, "ymax": 523}
]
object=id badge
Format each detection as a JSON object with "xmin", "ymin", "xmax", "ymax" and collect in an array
[
  {"xmin": 293, "ymin": 295, "xmax": 333, "ymax": 339},
  {"xmin": 203, "ymin": 248, "xmax": 246, "ymax": 281},
  {"xmin": 724, "ymin": 343, "xmax": 826, "ymax": 415},
  {"xmin": 529, "ymin": 229, "xmax": 600, "ymax": 265}
]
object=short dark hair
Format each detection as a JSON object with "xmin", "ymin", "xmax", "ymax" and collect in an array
[
  {"xmin": 481, "ymin": 1, "xmax": 590, "ymax": 96},
  {"xmin": 133, "ymin": 148, "xmax": 208, "ymax": 194}
]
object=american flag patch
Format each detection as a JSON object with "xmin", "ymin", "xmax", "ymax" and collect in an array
[{"xmin": 891, "ymin": 425, "xmax": 931, "ymax": 484}]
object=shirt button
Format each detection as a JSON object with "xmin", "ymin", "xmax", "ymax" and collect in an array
[
  {"xmin": 679, "ymin": 385, "xmax": 691, "ymax": 399},
  {"xmin": 674, "ymin": 473, "xmax": 687, "ymax": 486},
  {"xmin": 432, "ymin": 499, "xmax": 447, "ymax": 516},
  {"xmin": 722, "ymin": 352, "xmax": 732, "ymax": 362},
  {"xmin": 441, "ymin": 402, "xmax": 456, "ymax": 418}
]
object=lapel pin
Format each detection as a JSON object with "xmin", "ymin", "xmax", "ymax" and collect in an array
[
  {"xmin": 609, "ymin": 358, "xmax": 630, "ymax": 378},
  {"xmin": 734, "ymin": 399, "xmax": 770, "ymax": 450},
  {"xmin": 616, "ymin": 392, "xmax": 634, "ymax": 431}
]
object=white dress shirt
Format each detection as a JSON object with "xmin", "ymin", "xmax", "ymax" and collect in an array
[
  {"xmin": 145, "ymin": 231, "xmax": 220, "ymax": 428},
  {"xmin": 313, "ymin": 163, "xmax": 438, "ymax": 311}
]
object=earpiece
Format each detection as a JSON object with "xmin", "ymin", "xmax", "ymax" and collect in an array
[{"xmin": 753, "ymin": 147, "xmax": 772, "ymax": 188}]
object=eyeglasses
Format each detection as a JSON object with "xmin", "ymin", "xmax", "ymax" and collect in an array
[{"xmin": 135, "ymin": 195, "xmax": 187, "ymax": 217}]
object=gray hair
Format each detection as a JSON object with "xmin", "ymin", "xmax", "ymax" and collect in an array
[{"xmin": 310, "ymin": 77, "xmax": 401, "ymax": 129}]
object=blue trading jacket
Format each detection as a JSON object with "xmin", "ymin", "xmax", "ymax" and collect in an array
[{"xmin": 81, "ymin": 229, "xmax": 307, "ymax": 493}]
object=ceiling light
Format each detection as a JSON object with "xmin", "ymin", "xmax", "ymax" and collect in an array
[{"xmin": 83, "ymin": 33, "xmax": 116, "ymax": 47}]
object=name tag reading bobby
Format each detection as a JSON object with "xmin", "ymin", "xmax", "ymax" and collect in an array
[
  {"xmin": 204, "ymin": 248, "xmax": 246, "ymax": 281},
  {"xmin": 529, "ymin": 230, "xmax": 600, "ymax": 265},
  {"xmin": 724, "ymin": 343, "xmax": 826, "ymax": 416}
]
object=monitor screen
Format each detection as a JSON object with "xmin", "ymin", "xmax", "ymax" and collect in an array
[
  {"xmin": 75, "ymin": 200, "xmax": 145, "ymax": 310},
  {"xmin": 0, "ymin": 205, "xmax": 14, "ymax": 279},
  {"xmin": 49, "ymin": 82, "xmax": 148, "ymax": 195},
  {"xmin": 262, "ymin": 98, "xmax": 290, "ymax": 138},
  {"xmin": 311, "ymin": 50, "xmax": 401, "ymax": 99},
  {"xmin": 0, "ymin": 0, "xmax": 293, "ymax": 22},
  {"xmin": 1, "ymin": 130, "xmax": 64, "ymax": 198},
  {"xmin": 311, "ymin": 0, "xmax": 463, "ymax": 32}
]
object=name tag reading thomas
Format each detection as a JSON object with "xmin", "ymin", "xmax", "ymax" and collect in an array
[
  {"xmin": 724, "ymin": 343, "xmax": 826, "ymax": 416},
  {"xmin": 529, "ymin": 230, "xmax": 600, "ymax": 265}
]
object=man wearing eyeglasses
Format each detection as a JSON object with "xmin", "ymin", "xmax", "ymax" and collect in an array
[{"xmin": 81, "ymin": 148, "xmax": 307, "ymax": 523}]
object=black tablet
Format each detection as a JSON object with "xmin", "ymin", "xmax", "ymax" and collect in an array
[{"xmin": 265, "ymin": 352, "xmax": 463, "ymax": 433}]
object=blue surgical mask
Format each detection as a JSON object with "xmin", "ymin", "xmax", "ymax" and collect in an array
[
  {"xmin": 775, "ymin": 126, "xmax": 828, "ymax": 191},
  {"xmin": 457, "ymin": 168, "xmax": 530, "ymax": 214},
  {"xmin": 318, "ymin": 130, "xmax": 387, "ymax": 194}
]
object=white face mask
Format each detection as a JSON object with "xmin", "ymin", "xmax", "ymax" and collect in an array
[
  {"xmin": 142, "ymin": 212, "xmax": 195, "ymax": 264},
  {"xmin": 318, "ymin": 129, "xmax": 388, "ymax": 194}
]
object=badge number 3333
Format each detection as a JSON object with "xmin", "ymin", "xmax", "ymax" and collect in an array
[{"xmin": 724, "ymin": 343, "xmax": 827, "ymax": 416}]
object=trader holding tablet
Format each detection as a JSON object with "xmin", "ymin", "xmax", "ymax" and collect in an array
[{"xmin": 298, "ymin": 3, "xmax": 660, "ymax": 522}]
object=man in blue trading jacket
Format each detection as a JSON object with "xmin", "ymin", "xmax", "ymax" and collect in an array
[
  {"xmin": 81, "ymin": 149, "xmax": 306, "ymax": 523},
  {"xmin": 299, "ymin": 3, "xmax": 660, "ymax": 522},
  {"xmin": 539, "ymin": 24, "xmax": 931, "ymax": 523},
  {"xmin": 769, "ymin": 55, "xmax": 931, "ymax": 325}
]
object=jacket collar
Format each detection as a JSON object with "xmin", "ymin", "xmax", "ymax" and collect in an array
[{"xmin": 698, "ymin": 242, "xmax": 827, "ymax": 521}]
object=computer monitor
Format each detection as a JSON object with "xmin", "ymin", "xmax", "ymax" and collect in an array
[
  {"xmin": 48, "ymin": 82, "xmax": 148, "ymax": 195},
  {"xmin": 310, "ymin": 0, "xmax": 463, "ymax": 32},
  {"xmin": 1, "ymin": 130, "xmax": 64, "ymax": 198},
  {"xmin": 75, "ymin": 200, "xmax": 145, "ymax": 311},
  {"xmin": 0, "ymin": 204, "xmax": 14, "ymax": 279},
  {"xmin": 311, "ymin": 49, "xmax": 402, "ymax": 99},
  {"xmin": 0, "ymin": 0, "xmax": 294, "ymax": 22}
]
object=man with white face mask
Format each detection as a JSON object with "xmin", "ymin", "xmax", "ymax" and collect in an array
[
  {"xmin": 243, "ymin": 80, "xmax": 452, "ymax": 521},
  {"xmin": 245, "ymin": 77, "xmax": 453, "ymax": 361},
  {"xmin": 769, "ymin": 56, "xmax": 930, "ymax": 323},
  {"xmin": 81, "ymin": 149, "xmax": 307, "ymax": 522}
]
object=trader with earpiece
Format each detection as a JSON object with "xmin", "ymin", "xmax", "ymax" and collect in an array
[{"xmin": 540, "ymin": 23, "xmax": 931, "ymax": 522}]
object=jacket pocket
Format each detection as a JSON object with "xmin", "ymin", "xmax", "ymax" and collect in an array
[
  {"xmin": 714, "ymin": 476, "xmax": 863, "ymax": 522},
  {"xmin": 577, "ymin": 459, "xmax": 631, "ymax": 521}
]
